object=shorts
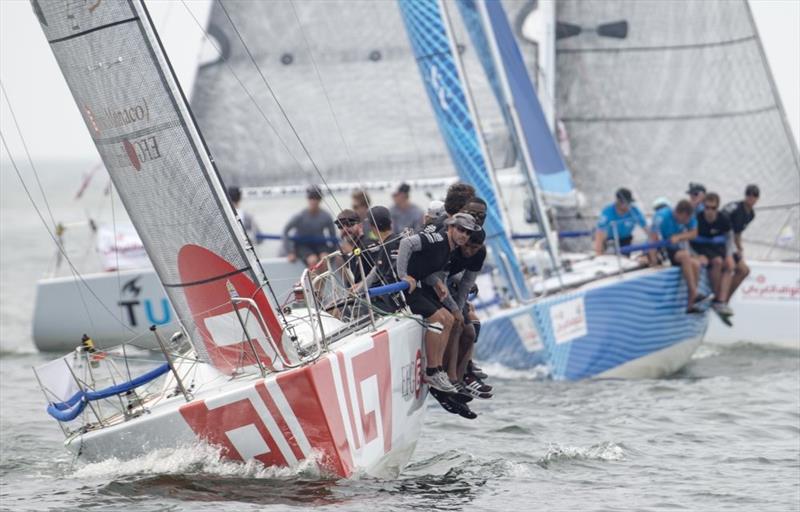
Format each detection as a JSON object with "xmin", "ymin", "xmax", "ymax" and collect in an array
[
  {"xmin": 664, "ymin": 247, "xmax": 682, "ymax": 266},
  {"xmin": 604, "ymin": 236, "xmax": 633, "ymax": 249},
  {"xmin": 406, "ymin": 285, "xmax": 445, "ymax": 318},
  {"xmin": 295, "ymin": 243, "xmax": 330, "ymax": 262},
  {"xmin": 691, "ymin": 242, "xmax": 726, "ymax": 261}
]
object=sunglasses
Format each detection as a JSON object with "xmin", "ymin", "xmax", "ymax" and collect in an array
[
  {"xmin": 690, "ymin": 191, "xmax": 703, "ymax": 196},
  {"xmin": 454, "ymin": 225, "xmax": 473, "ymax": 234},
  {"xmin": 704, "ymin": 204, "xmax": 718, "ymax": 210},
  {"xmin": 336, "ymin": 220, "xmax": 359, "ymax": 228}
]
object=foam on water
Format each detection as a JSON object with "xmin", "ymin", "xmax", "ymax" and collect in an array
[
  {"xmin": 71, "ymin": 443, "xmax": 328, "ymax": 481},
  {"xmin": 537, "ymin": 442, "xmax": 626, "ymax": 467}
]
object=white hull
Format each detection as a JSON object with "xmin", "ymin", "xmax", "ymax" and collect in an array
[
  {"xmin": 596, "ymin": 335, "xmax": 704, "ymax": 379},
  {"xmin": 63, "ymin": 316, "xmax": 427, "ymax": 478},
  {"xmin": 32, "ymin": 258, "xmax": 304, "ymax": 352},
  {"xmin": 704, "ymin": 260, "xmax": 800, "ymax": 350}
]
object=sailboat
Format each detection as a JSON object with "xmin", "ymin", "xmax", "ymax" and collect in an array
[
  {"xmin": 398, "ymin": 0, "xmax": 711, "ymax": 379},
  {"xmin": 31, "ymin": 0, "xmax": 426, "ymax": 476},
  {"xmin": 550, "ymin": 0, "xmax": 800, "ymax": 349}
]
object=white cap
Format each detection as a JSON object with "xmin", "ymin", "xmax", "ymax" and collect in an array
[{"xmin": 426, "ymin": 200, "xmax": 445, "ymax": 218}]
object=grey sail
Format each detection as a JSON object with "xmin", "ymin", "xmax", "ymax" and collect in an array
[
  {"xmin": 190, "ymin": 0, "xmax": 513, "ymax": 189},
  {"xmin": 555, "ymin": 0, "xmax": 800, "ymax": 259},
  {"xmin": 32, "ymin": 0, "xmax": 282, "ymax": 370}
]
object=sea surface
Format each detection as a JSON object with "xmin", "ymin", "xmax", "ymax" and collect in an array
[{"xmin": 1, "ymin": 162, "xmax": 799, "ymax": 511}]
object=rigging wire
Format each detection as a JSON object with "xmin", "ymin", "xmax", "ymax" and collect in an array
[{"xmin": 0, "ymin": 85, "xmax": 135, "ymax": 334}]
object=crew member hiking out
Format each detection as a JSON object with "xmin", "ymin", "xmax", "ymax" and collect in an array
[
  {"xmin": 650, "ymin": 199, "xmax": 705, "ymax": 313},
  {"xmin": 690, "ymin": 192, "xmax": 734, "ymax": 321},
  {"xmin": 396, "ymin": 213, "xmax": 478, "ymax": 402},
  {"xmin": 722, "ymin": 184, "xmax": 760, "ymax": 301},
  {"xmin": 283, "ymin": 186, "xmax": 337, "ymax": 268}
]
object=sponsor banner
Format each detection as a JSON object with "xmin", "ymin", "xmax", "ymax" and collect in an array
[
  {"xmin": 510, "ymin": 313, "xmax": 542, "ymax": 352},
  {"xmin": 550, "ymin": 297, "xmax": 588, "ymax": 344},
  {"xmin": 738, "ymin": 269, "xmax": 800, "ymax": 302}
]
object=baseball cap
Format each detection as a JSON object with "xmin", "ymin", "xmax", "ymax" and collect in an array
[
  {"xmin": 426, "ymin": 200, "xmax": 445, "ymax": 218},
  {"xmin": 615, "ymin": 187, "xmax": 634, "ymax": 205},
  {"xmin": 367, "ymin": 205, "xmax": 392, "ymax": 232},
  {"xmin": 445, "ymin": 212, "xmax": 482, "ymax": 232},
  {"xmin": 745, "ymin": 184, "xmax": 760, "ymax": 197},
  {"xmin": 306, "ymin": 185, "xmax": 323, "ymax": 200},
  {"xmin": 335, "ymin": 209, "xmax": 360, "ymax": 228},
  {"xmin": 652, "ymin": 196, "xmax": 671, "ymax": 211},
  {"xmin": 686, "ymin": 182, "xmax": 706, "ymax": 195}
]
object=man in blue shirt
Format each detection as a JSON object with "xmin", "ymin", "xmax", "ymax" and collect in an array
[
  {"xmin": 594, "ymin": 188, "xmax": 647, "ymax": 255},
  {"xmin": 650, "ymin": 199, "xmax": 704, "ymax": 313}
]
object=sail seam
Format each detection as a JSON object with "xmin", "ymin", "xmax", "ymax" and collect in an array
[
  {"xmin": 557, "ymin": 34, "xmax": 756, "ymax": 54},
  {"xmin": 162, "ymin": 267, "xmax": 251, "ymax": 288},
  {"xmin": 563, "ymin": 105, "xmax": 777, "ymax": 123},
  {"xmin": 47, "ymin": 17, "xmax": 140, "ymax": 44}
]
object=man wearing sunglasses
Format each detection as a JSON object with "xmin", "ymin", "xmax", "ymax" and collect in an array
[
  {"xmin": 396, "ymin": 212, "xmax": 481, "ymax": 418},
  {"xmin": 722, "ymin": 184, "xmax": 760, "ymax": 300},
  {"xmin": 690, "ymin": 192, "xmax": 734, "ymax": 319},
  {"xmin": 687, "ymin": 182, "xmax": 707, "ymax": 213}
]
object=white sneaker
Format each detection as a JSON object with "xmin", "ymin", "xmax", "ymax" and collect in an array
[{"xmin": 424, "ymin": 371, "xmax": 457, "ymax": 394}]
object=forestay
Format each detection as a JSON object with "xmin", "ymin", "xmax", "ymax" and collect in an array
[
  {"xmin": 32, "ymin": 0, "xmax": 283, "ymax": 373},
  {"xmin": 189, "ymin": 0, "xmax": 512, "ymax": 189},
  {"xmin": 555, "ymin": 0, "xmax": 800, "ymax": 260}
]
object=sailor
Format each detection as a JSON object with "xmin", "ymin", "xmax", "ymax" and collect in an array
[
  {"xmin": 334, "ymin": 208, "xmax": 375, "ymax": 285},
  {"xmin": 395, "ymin": 213, "xmax": 479, "ymax": 399},
  {"xmin": 423, "ymin": 200, "xmax": 447, "ymax": 228},
  {"xmin": 446, "ymin": 228, "xmax": 492, "ymax": 399},
  {"xmin": 421, "ymin": 182, "xmax": 476, "ymax": 235},
  {"xmin": 283, "ymin": 185, "xmax": 337, "ymax": 268},
  {"xmin": 687, "ymin": 182, "xmax": 707, "ymax": 213},
  {"xmin": 593, "ymin": 188, "xmax": 647, "ymax": 255},
  {"xmin": 690, "ymin": 192, "xmax": 734, "ymax": 318},
  {"xmin": 722, "ymin": 184, "xmax": 760, "ymax": 301},
  {"xmin": 650, "ymin": 199, "xmax": 704, "ymax": 313},
  {"xmin": 359, "ymin": 206, "xmax": 404, "ymax": 313},
  {"xmin": 390, "ymin": 183, "xmax": 424, "ymax": 235},
  {"xmin": 351, "ymin": 189, "xmax": 377, "ymax": 241},
  {"xmin": 227, "ymin": 185, "xmax": 260, "ymax": 243}
]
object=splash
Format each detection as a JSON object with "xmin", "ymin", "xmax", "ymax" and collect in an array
[
  {"xmin": 473, "ymin": 361, "xmax": 550, "ymax": 381},
  {"xmin": 71, "ymin": 443, "xmax": 327, "ymax": 481},
  {"xmin": 537, "ymin": 441, "xmax": 625, "ymax": 467}
]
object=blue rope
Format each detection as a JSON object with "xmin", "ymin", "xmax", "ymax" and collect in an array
[
  {"xmin": 619, "ymin": 235, "xmax": 727, "ymax": 255},
  {"xmin": 46, "ymin": 363, "xmax": 170, "ymax": 422},
  {"xmin": 368, "ymin": 280, "xmax": 409, "ymax": 297}
]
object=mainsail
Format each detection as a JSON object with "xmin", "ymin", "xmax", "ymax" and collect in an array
[
  {"xmin": 189, "ymin": 0, "xmax": 513, "ymax": 189},
  {"xmin": 554, "ymin": 0, "xmax": 800, "ymax": 259},
  {"xmin": 33, "ymin": 0, "xmax": 283, "ymax": 373}
]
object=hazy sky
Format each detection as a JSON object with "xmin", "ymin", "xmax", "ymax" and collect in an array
[{"xmin": 1, "ymin": 0, "xmax": 798, "ymax": 163}]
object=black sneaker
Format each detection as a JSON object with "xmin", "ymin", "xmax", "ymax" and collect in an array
[
  {"xmin": 456, "ymin": 381, "xmax": 493, "ymax": 400},
  {"xmin": 430, "ymin": 388, "xmax": 478, "ymax": 419},
  {"xmin": 686, "ymin": 305, "xmax": 704, "ymax": 314},
  {"xmin": 467, "ymin": 360, "xmax": 488, "ymax": 380}
]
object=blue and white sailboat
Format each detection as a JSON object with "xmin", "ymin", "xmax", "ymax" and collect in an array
[{"xmin": 399, "ymin": 0, "xmax": 709, "ymax": 379}]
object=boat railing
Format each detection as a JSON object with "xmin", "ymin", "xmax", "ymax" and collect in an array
[{"xmin": 33, "ymin": 330, "xmax": 194, "ymax": 437}]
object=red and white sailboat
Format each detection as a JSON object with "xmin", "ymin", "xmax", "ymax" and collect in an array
[{"xmin": 32, "ymin": 0, "xmax": 426, "ymax": 476}]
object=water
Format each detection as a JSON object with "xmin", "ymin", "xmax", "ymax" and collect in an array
[{"xmin": 2, "ymin": 162, "xmax": 799, "ymax": 511}]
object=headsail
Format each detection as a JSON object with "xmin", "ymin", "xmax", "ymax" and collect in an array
[
  {"xmin": 33, "ymin": 0, "xmax": 283, "ymax": 373},
  {"xmin": 555, "ymin": 0, "xmax": 800, "ymax": 259},
  {"xmin": 398, "ymin": 0, "xmax": 531, "ymax": 300}
]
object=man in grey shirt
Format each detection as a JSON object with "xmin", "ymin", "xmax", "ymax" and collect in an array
[
  {"xmin": 390, "ymin": 183, "xmax": 424, "ymax": 235},
  {"xmin": 283, "ymin": 186, "xmax": 337, "ymax": 268}
]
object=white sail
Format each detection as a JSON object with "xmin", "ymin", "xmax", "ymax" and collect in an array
[
  {"xmin": 554, "ymin": 0, "xmax": 800, "ymax": 259},
  {"xmin": 190, "ymin": 0, "xmax": 513, "ymax": 189},
  {"xmin": 32, "ymin": 0, "xmax": 283, "ymax": 372}
]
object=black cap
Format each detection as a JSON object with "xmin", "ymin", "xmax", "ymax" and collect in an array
[
  {"xmin": 393, "ymin": 183, "xmax": 411, "ymax": 196},
  {"xmin": 745, "ymin": 184, "xmax": 760, "ymax": 197},
  {"xmin": 615, "ymin": 187, "xmax": 634, "ymax": 204},
  {"xmin": 367, "ymin": 205, "xmax": 392, "ymax": 232},
  {"xmin": 307, "ymin": 185, "xmax": 322, "ymax": 200},
  {"xmin": 335, "ymin": 209, "xmax": 360, "ymax": 228},
  {"xmin": 686, "ymin": 182, "xmax": 706, "ymax": 195}
]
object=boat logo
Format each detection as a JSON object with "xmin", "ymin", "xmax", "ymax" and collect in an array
[{"xmin": 400, "ymin": 349, "xmax": 423, "ymax": 400}]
